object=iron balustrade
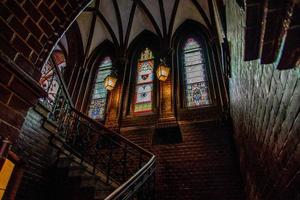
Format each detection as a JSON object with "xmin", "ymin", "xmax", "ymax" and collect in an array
[{"xmin": 39, "ymin": 59, "xmax": 156, "ymax": 200}]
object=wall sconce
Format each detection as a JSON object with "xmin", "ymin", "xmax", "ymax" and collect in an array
[
  {"xmin": 156, "ymin": 59, "xmax": 170, "ymax": 81},
  {"xmin": 104, "ymin": 74, "xmax": 117, "ymax": 91}
]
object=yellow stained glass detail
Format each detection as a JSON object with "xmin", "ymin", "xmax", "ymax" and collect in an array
[{"xmin": 139, "ymin": 48, "xmax": 154, "ymax": 61}]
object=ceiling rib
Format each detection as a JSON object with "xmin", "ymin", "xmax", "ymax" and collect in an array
[
  {"xmin": 83, "ymin": 0, "xmax": 99, "ymax": 68},
  {"xmin": 84, "ymin": 7, "xmax": 95, "ymax": 12},
  {"xmin": 167, "ymin": 0, "xmax": 180, "ymax": 41},
  {"xmin": 124, "ymin": 2, "xmax": 137, "ymax": 49},
  {"xmin": 158, "ymin": 0, "xmax": 167, "ymax": 37},
  {"xmin": 191, "ymin": 0, "xmax": 212, "ymax": 30},
  {"xmin": 112, "ymin": 0, "xmax": 124, "ymax": 45},
  {"xmin": 77, "ymin": 0, "xmax": 218, "ymax": 59},
  {"xmin": 134, "ymin": 0, "xmax": 163, "ymax": 39},
  {"xmin": 96, "ymin": 10, "xmax": 119, "ymax": 46}
]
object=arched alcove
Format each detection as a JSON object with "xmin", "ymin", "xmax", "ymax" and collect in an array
[
  {"xmin": 121, "ymin": 30, "xmax": 162, "ymax": 126},
  {"xmin": 172, "ymin": 20, "xmax": 227, "ymax": 121}
]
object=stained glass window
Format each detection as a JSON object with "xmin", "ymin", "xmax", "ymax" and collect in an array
[
  {"xmin": 133, "ymin": 48, "xmax": 154, "ymax": 113},
  {"xmin": 52, "ymin": 51, "xmax": 66, "ymax": 70},
  {"xmin": 39, "ymin": 51, "xmax": 66, "ymax": 108},
  {"xmin": 88, "ymin": 56, "xmax": 112, "ymax": 120},
  {"xmin": 183, "ymin": 37, "xmax": 211, "ymax": 107}
]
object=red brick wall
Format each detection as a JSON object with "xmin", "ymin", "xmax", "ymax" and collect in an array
[
  {"xmin": 0, "ymin": 0, "xmax": 91, "ymax": 142},
  {"xmin": 0, "ymin": 58, "xmax": 42, "ymax": 142},
  {"xmin": 1, "ymin": 0, "xmax": 90, "ymax": 75},
  {"xmin": 14, "ymin": 108, "xmax": 58, "ymax": 200},
  {"xmin": 121, "ymin": 122, "xmax": 245, "ymax": 200}
]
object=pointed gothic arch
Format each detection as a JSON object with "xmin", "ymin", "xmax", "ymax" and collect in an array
[
  {"xmin": 172, "ymin": 19, "xmax": 228, "ymax": 121},
  {"xmin": 81, "ymin": 40, "xmax": 116, "ymax": 119},
  {"xmin": 122, "ymin": 30, "xmax": 162, "ymax": 124}
]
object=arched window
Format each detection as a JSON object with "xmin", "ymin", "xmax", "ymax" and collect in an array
[
  {"xmin": 182, "ymin": 37, "xmax": 211, "ymax": 107},
  {"xmin": 133, "ymin": 48, "xmax": 154, "ymax": 113},
  {"xmin": 88, "ymin": 56, "xmax": 112, "ymax": 120}
]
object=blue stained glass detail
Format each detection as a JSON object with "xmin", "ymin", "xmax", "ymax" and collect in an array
[{"xmin": 88, "ymin": 56, "xmax": 112, "ymax": 120}]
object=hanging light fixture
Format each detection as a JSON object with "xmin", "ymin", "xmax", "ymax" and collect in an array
[
  {"xmin": 104, "ymin": 72, "xmax": 117, "ymax": 91},
  {"xmin": 156, "ymin": 59, "xmax": 170, "ymax": 81}
]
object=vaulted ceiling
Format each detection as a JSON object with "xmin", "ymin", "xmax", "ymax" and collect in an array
[{"xmin": 75, "ymin": 0, "xmax": 216, "ymax": 58}]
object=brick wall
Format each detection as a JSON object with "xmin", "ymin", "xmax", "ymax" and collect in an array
[
  {"xmin": 226, "ymin": 1, "xmax": 300, "ymax": 199},
  {"xmin": 0, "ymin": 0, "xmax": 90, "ymax": 142},
  {"xmin": 0, "ymin": 59, "xmax": 42, "ymax": 142},
  {"xmin": 13, "ymin": 107, "xmax": 58, "ymax": 200},
  {"xmin": 0, "ymin": 0, "xmax": 90, "ymax": 75},
  {"xmin": 121, "ymin": 122, "xmax": 245, "ymax": 200}
]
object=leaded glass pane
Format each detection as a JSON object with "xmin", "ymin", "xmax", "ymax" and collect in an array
[
  {"xmin": 88, "ymin": 56, "xmax": 112, "ymax": 120},
  {"xmin": 89, "ymin": 98, "xmax": 106, "ymax": 120},
  {"xmin": 137, "ymin": 61, "xmax": 154, "ymax": 84},
  {"xmin": 136, "ymin": 84, "xmax": 152, "ymax": 103},
  {"xmin": 134, "ymin": 48, "xmax": 154, "ymax": 113},
  {"xmin": 52, "ymin": 51, "xmax": 66, "ymax": 70},
  {"xmin": 183, "ymin": 37, "xmax": 211, "ymax": 107}
]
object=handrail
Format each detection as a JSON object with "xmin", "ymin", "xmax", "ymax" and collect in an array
[
  {"xmin": 52, "ymin": 58, "xmax": 75, "ymax": 108},
  {"xmin": 54, "ymin": 106, "xmax": 156, "ymax": 199},
  {"xmin": 105, "ymin": 156, "xmax": 156, "ymax": 200},
  {"xmin": 70, "ymin": 108, "xmax": 154, "ymax": 157},
  {"xmin": 43, "ymin": 63, "xmax": 156, "ymax": 199}
]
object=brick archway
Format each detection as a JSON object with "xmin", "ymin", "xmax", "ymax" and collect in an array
[{"xmin": 0, "ymin": 0, "xmax": 92, "ymax": 143}]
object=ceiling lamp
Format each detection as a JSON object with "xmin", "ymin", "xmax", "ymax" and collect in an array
[
  {"xmin": 156, "ymin": 60, "xmax": 170, "ymax": 81},
  {"xmin": 104, "ymin": 74, "xmax": 117, "ymax": 91}
]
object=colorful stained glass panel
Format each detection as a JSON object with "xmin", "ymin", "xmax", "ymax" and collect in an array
[
  {"xmin": 89, "ymin": 99, "xmax": 106, "ymax": 120},
  {"xmin": 137, "ymin": 61, "xmax": 154, "ymax": 84},
  {"xmin": 183, "ymin": 37, "xmax": 211, "ymax": 107},
  {"xmin": 134, "ymin": 48, "xmax": 154, "ymax": 113},
  {"xmin": 88, "ymin": 56, "xmax": 112, "ymax": 120},
  {"xmin": 136, "ymin": 84, "xmax": 152, "ymax": 103},
  {"xmin": 52, "ymin": 51, "xmax": 66, "ymax": 70}
]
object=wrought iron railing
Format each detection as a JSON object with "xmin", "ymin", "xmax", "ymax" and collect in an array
[
  {"xmin": 55, "ymin": 107, "xmax": 156, "ymax": 199},
  {"xmin": 40, "ymin": 59, "xmax": 156, "ymax": 199}
]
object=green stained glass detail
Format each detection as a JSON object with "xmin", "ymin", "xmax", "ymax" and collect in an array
[{"xmin": 88, "ymin": 56, "xmax": 112, "ymax": 120}]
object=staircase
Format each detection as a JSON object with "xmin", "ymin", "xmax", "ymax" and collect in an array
[
  {"xmin": 31, "ymin": 56, "xmax": 243, "ymax": 200},
  {"xmin": 48, "ymin": 155, "xmax": 115, "ymax": 200},
  {"xmin": 40, "ymin": 102, "xmax": 156, "ymax": 200},
  {"xmin": 38, "ymin": 63, "xmax": 156, "ymax": 200}
]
